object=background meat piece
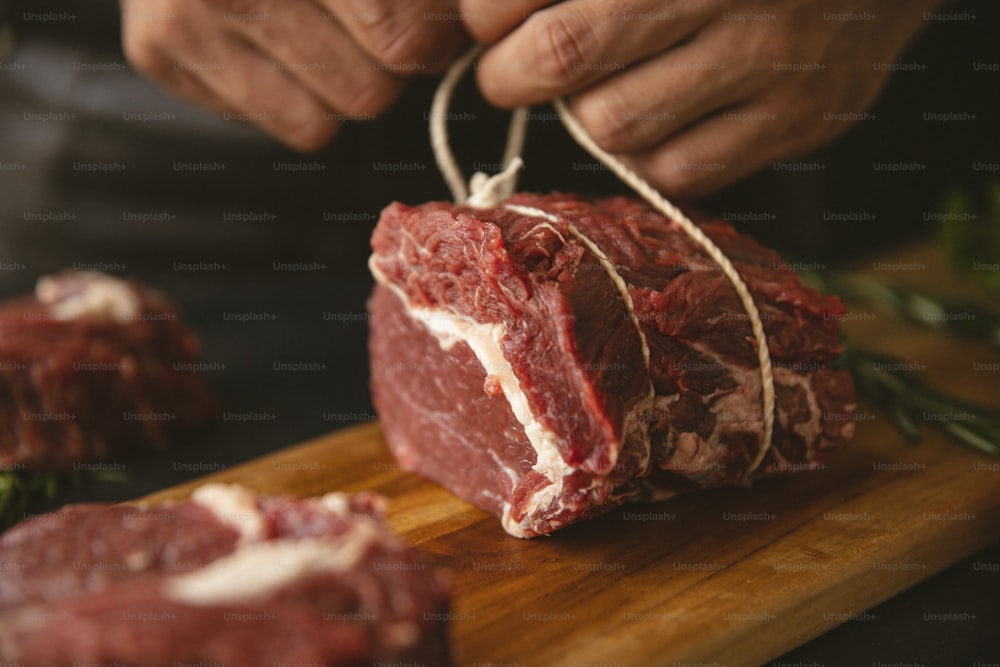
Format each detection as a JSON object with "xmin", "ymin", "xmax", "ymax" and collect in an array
[
  {"xmin": 0, "ymin": 484, "xmax": 453, "ymax": 666},
  {"xmin": 369, "ymin": 193, "xmax": 856, "ymax": 537},
  {"xmin": 0, "ymin": 271, "xmax": 218, "ymax": 472}
]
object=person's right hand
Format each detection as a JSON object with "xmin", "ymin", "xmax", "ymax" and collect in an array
[{"xmin": 119, "ymin": 0, "xmax": 467, "ymax": 150}]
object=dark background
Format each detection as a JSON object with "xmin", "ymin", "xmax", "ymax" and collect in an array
[{"xmin": 0, "ymin": 1, "xmax": 997, "ymax": 665}]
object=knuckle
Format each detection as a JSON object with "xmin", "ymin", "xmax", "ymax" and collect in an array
[
  {"xmin": 374, "ymin": 27, "xmax": 426, "ymax": 67},
  {"xmin": 149, "ymin": 6, "xmax": 196, "ymax": 46},
  {"xmin": 121, "ymin": 33, "xmax": 164, "ymax": 77},
  {"xmin": 655, "ymin": 153, "xmax": 714, "ymax": 198},
  {"xmin": 354, "ymin": 5, "xmax": 433, "ymax": 67},
  {"xmin": 208, "ymin": 0, "xmax": 245, "ymax": 19},
  {"xmin": 216, "ymin": 0, "xmax": 257, "ymax": 15},
  {"xmin": 775, "ymin": 88, "xmax": 827, "ymax": 146},
  {"xmin": 475, "ymin": 63, "xmax": 514, "ymax": 109},
  {"xmin": 459, "ymin": 0, "xmax": 498, "ymax": 43},
  {"xmin": 121, "ymin": 12, "xmax": 190, "ymax": 78},
  {"xmin": 283, "ymin": 118, "xmax": 337, "ymax": 152},
  {"xmin": 746, "ymin": 19, "xmax": 793, "ymax": 66},
  {"xmin": 661, "ymin": 170, "xmax": 701, "ymax": 198},
  {"xmin": 338, "ymin": 79, "xmax": 400, "ymax": 117},
  {"xmin": 530, "ymin": 9, "xmax": 596, "ymax": 88},
  {"xmin": 573, "ymin": 92, "xmax": 637, "ymax": 154},
  {"xmin": 668, "ymin": 172, "xmax": 715, "ymax": 198}
]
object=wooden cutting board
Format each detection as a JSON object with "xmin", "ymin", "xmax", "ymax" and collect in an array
[{"xmin": 141, "ymin": 242, "xmax": 1000, "ymax": 667}]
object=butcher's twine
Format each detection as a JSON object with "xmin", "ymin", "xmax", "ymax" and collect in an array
[{"xmin": 429, "ymin": 45, "xmax": 776, "ymax": 480}]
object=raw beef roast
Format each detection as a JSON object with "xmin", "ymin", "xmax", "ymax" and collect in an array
[
  {"xmin": 0, "ymin": 271, "xmax": 217, "ymax": 471},
  {"xmin": 0, "ymin": 484, "xmax": 452, "ymax": 666},
  {"xmin": 369, "ymin": 193, "xmax": 856, "ymax": 537}
]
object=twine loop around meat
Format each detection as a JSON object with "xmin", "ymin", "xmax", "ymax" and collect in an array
[{"xmin": 429, "ymin": 45, "xmax": 777, "ymax": 481}]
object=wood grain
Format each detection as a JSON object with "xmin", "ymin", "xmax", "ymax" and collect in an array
[{"xmin": 140, "ymin": 242, "xmax": 1000, "ymax": 667}]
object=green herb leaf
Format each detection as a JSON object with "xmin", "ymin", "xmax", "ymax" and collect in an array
[
  {"xmin": 0, "ymin": 469, "xmax": 68, "ymax": 531},
  {"xmin": 812, "ymin": 274, "xmax": 1000, "ymax": 351},
  {"xmin": 940, "ymin": 182, "xmax": 1000, "ymax": 294},
  {"xmin": 837, "ymin": 344, "xmax": 1000, "ymax": 457},
  {"xmin": 0, "ymin": 467, "xmax": 132, "ymax": 532}
]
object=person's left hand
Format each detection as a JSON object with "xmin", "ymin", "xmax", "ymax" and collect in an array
[{"xmin": 461, "ymin": 0, "xmax": 941, "ymax": 197}]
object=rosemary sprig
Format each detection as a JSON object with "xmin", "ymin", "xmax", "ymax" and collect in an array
[
  {"xmin": 821, "ymin": 274, "xmax": 1000, "ymax": 349},
  {"xmin": 0, "ymin": 468, "xmax": 130, "ymax": 532},
  {"xmin": 939, "ymin": 183, "xmax": 1000, "ymax": 295},
  {"xmin": 836, "ymin": 343, "xmax": 1000, "ymax": 457},
  {"xmin": 0, "ymin": 469, "xmax": 66, "ymax": 531},
  {"xmin": 801, "ymin": 268, "xmax": 1000, "ymax": 454}
]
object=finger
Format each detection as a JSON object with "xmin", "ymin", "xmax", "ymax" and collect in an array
[
  {"xmin": 122, "ymin": 22, "xmax": 235, "ymax": 118},
  {"xmin": 475, "ymin": 0, "xmax": 708, "ymax": 108},
  {"xmin": 460, "ymin": 0, "xmax": 556, "ymax": 44},
  {"xmin": 122, "ymin": 2, "xmax": 341, "ymax": 150},
  {"xmin": 143, "ymin": 56, "xmax": 242, "ymax": 119},
  {"xmin": 568, "ymin": 26, "xmax": 768, "ymax": 155},
  {"xmin": 223, "ymin": 3, "xmax": 404, "ymax": 120},
  {"xmin": 175, "ymin": 37, "xmax": 341, "ymax": 150},
  {"xmin": 320, "ymin": 0, "xmax": 470, "ymax": 72},
  {"xmin": 624, "ymin": 100, "xmax": 807, "ymax": 198}
]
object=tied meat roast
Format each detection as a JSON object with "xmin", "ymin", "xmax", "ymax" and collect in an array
[{"xmin": 368, "ymin": 193, "xmax": 856, "ymax": 537}]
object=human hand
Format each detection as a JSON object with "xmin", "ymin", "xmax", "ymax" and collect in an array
[
  {"xmin": 462, "ymin": 0, "xmax": 945, "ymax": 196},
  {"xmin": 120, "ymin": 0, "xmax": 467, "ymax": 150}
]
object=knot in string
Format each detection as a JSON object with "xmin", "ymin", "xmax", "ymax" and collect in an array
[
  {"xmin": 465, "ymin": 157, "xmax": 524, "ymax": 209},
  {"xmin": 429, "ymin": 44, "xmax": 529, "ymax": 209}
]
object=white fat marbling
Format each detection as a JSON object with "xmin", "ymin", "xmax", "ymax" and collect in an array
[
  {"xmin": 370, "ymin": 258, "xmax": 575, "ymax": 538},
  {"xmin": 190, "ymin": 484, "xmax": 266, "ymax": 544},
  {"xmin": 162, "ymin": 530, "xmax": 376, "ymax": 606},
  {"xmin": 37, "ymin": 272, "xmax": 140, "ymax": 321},
  {"xmin": 370, "ymin": 202, "xmax": 658, "ymax": 536}
]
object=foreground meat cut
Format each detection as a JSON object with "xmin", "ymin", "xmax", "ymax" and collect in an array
[
  {"xmin": 0, "ymin": 484, "xmax": 453, "ymax": 666},
  {"xmin": 369, "ymin": 193, "xmax": 856, "ymax": 537},
  {"xmin": 0, "ymin": 271, "xmax": 217, "ymax": 471}
]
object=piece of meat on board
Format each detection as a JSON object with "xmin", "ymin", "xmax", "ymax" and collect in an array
[
  {"xmin": 0, "ymin": 271, "xmax": 217, "ymax": 472},
  {"xmin": 0, "ymin": 484, "xmax": 453, "ymax": 666},
  {"xmin": 369, "ymin": 193, "xmax": 856, "ymax": 538}
]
